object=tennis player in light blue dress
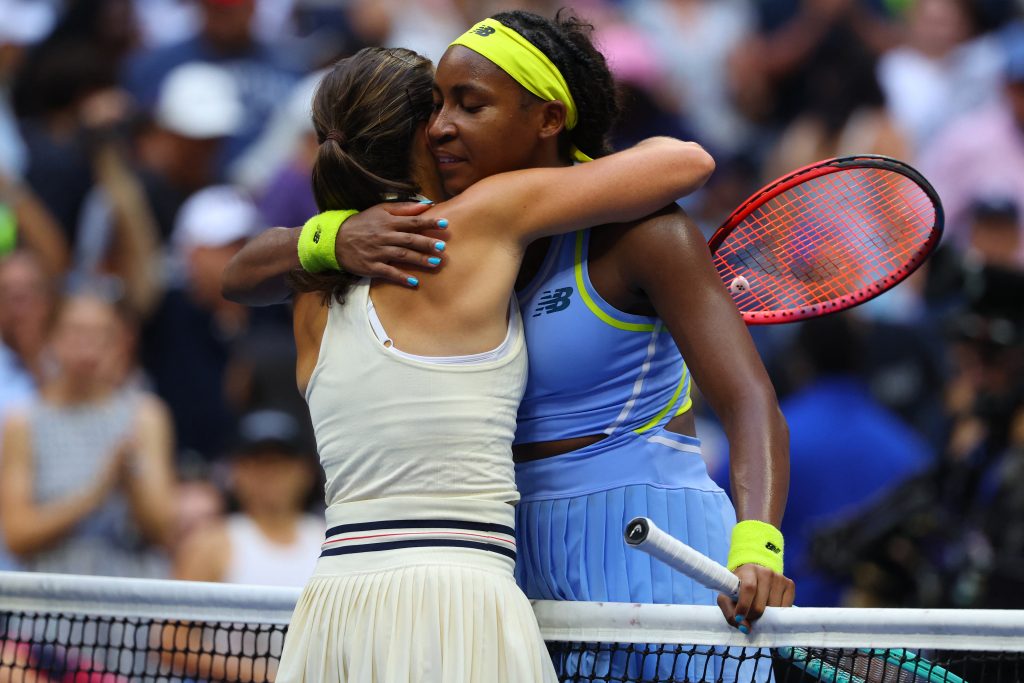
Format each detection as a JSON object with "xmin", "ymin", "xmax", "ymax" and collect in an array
[{"xmin": 514, "ymin": 229, "xmax": 775, "ymax": 682}]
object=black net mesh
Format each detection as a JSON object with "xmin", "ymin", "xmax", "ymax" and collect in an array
[{"xmin": 3, "ymin": 610, "xmax": 1024, "ymax": 683}]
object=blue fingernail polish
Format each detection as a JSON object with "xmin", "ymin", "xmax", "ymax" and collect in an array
[
  {"xmin": 419, "ymin": 199, "xmax": 434, "ymax": 204},
  {"xmin": 434, "ymin": 242, "xmax": 446, "ymax": 251},
  {"xmin": 428, "ymin": 257, "xmax": 441, "ymax": 266},
  {"xmin": 734, "ymin": 615, "xmax": 745, "ymax": 624},
  {"xmin": 738, "ymin": 625, "xmax": 750, "ymax": 635},
  {"xmin": 407, "ymin": 277, "xmax": 419, "ymax": 286},
  {"xmin": 437, "ymin": 218, "xmax": 449, "ymax": 229}
]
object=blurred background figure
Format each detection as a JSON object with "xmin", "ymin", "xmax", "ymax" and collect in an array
[
  {"xmin": 0, "ymin": 292, "xmax": 175, "ymax": 578},
  {"xmin": 917, "ymin": 27, "xmax": 1024, "ymax": 263},
  {"xmin": 626, "ymin": 0, "xmax": 754, "ymax": 157},
  {"xmin": 877, "ymin": 0, "xmax": 1003, "ymax": 153},
  {"xmin": 0, "ymin": 0, "xmax": 56, "ymax": 181},
  {"xmin": 776, "ymin": 313, "xmax": 933, "ymax": 606},
  {"xmin": 142, "ymin": 184, "xmax": 261, "ymax": 464},
  {"xmin": 0, "ymin": 252, "xmax": 57, "ymax": 423},
  {"xmin": 71, "ymin": 60, "xmax": 242, "ymax": 319},
  {"xmin": 123, "ymin": 0, "xmax": 298, "ymax": 169},
  {"xmin": 175, "ymin": 409, "xmax": 323, "ymax": 587}
]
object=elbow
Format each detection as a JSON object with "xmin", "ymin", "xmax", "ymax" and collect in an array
[
  {"xmin": 659, "ymin": 141, "xmax": 715, "ymax": 199},
  {"xmin": 684, "ymin": 142, "xmax": 716, "ymax": 190},
  {"xmin": 3, "ymin": 523, "xmax": 39, "ymax": 558}
]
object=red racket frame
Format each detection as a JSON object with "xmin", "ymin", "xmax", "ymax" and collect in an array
[{"xmin": 707, "ymin": 155, "xmax": 944, "ymax": 324}]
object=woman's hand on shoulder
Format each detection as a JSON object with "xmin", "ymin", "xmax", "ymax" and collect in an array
[
  {"xmin": 335, "ymin": 203, "xmax": 449, "ymax": 285},
  {"xmin": 717, "ymin": 564, "xmax": 796, "ymax": 631}
]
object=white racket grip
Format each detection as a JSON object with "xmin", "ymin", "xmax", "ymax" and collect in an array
[{"xmin": 625, "ymin": 517, "xmax": 740, "ymax": 599}]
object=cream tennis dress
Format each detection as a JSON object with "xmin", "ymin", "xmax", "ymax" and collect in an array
[{"xmin": 276, "ymin": 281, "xmax": 556, "ymax": 683}]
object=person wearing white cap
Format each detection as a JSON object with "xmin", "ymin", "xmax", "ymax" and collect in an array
[
  {"xmin": 67, "ymin": 60, "xmax": 244, "ymax": 330},
  {"xmin": 172, "ymin": 183, "xmax": 260, "ymax": 310},
  {"xmin": 141, "ymin": 183, "xmax": 264, "ymax": 464},
  {"xmin": 123, "ymin": 0, "xmax": 298, "ymax": 166}
]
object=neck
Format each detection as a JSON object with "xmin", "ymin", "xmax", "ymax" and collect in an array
[
  {"xmin": 247, "ymin": 510, "xmax": 300, "ymax": 542},
  {"xmin": 47, "ymin": 375, "xmax": 112, "ymax": 405}
]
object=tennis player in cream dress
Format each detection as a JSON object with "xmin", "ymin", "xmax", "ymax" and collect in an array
[{"xmin": 273, "ymin": 43, "xmax": 715, "ymax": 682}]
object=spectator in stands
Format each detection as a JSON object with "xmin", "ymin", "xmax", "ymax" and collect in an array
[
  {"xmin": 175, "ymin": 409, "xmax": 323, "ymax": 586},
  {"xmin": 0, "ymin": 249, "xmax": 57, "ymax": 571},
  {"xmin": 0, "ymin": 252, "xmax": 57, "ymax": 421},
  {"xmin": 10, "ymin": 0, "xmax": 143, "ymax": 243},
  {"xmin": 626, "ymin": 0, "xmax": 754, "ymax": 156},
  {"xmin": 877, "ymin": 0, "xmax": 1003, "ymax": 152},
  {"xmin": 142, "ymin": 184, "xmax": 260, "ymax": 463},
  {"xmin": 0, "ymin": 0, "xmax": 56, "ymax": 180},
  {"xmin": 233, "ymin": 70, "xmax": 322, "ymax": 223},
  {"xmin": 779, "ymin": 313, "xmax": 932, "ymax": 606},
  {"xmin": 917, "ymin": 29, "xmax": 1024, "ymax": 263},
  {"xmin": 72, "ymin": 61, "xmax": 242, "ymax": 320},
  {"xmin": 928, "ymin": 196, "xmax": 1023, "ymax": 313},
  {"xmin": 123, "ymin": 0, "xmax": 298, "ymax": 168},
  {"xmin": 0, "ymin": 292, "xmax": 176, "ymax": 578}
]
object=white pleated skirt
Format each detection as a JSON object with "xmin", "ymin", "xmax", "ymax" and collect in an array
[{"xmin": 276, "ymin": 499, "xmax": 557, "ymax": 683}]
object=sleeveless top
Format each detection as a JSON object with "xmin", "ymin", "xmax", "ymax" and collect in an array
[
  {"xmin": 24, "ymin": 389, "xmax": 169, "ymax": 577},
  {"xmin": 223, "ymin": 514, "xmax": 324, "ymax": 587},
  {"xmin": 305, "ymin": 280, "xmax": 527, "ymax": 508},
  {"xmin": 515, "ymin": 229, "xmax": 692, "ymax": 444}
]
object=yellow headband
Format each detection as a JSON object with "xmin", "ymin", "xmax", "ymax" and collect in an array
[{"xmin": 450, "ymin": 18, "xmax": 593, "ymax": 163}]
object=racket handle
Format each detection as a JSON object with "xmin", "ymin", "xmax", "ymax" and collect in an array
[{"xmin": 625, "ymin": 517, "xmax": 740, "ymax": 599}]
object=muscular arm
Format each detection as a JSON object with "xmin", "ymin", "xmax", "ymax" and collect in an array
[
  {"xmin": 619, "ymin": 206, "xmax": 793, "ymax": 623},
  {"xmin": 619, "ymin": 206, "xmax": 789, "ymax": 525}
]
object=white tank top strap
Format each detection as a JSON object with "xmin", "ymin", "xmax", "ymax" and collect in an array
[{"xmin": 365, "ymin": 295, "xmax": 521, "ymax": 365}]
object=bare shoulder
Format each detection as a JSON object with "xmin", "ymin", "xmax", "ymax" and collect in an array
[
  {"xmin": 134, "ymin": 392, "xmax": 171, "ymax": 425},
  {"xmin": 612, "ymin": 204, "xmax": 705, "ymax": 253}
]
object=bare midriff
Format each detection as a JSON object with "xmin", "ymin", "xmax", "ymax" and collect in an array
[{"xmin": 512, "ymin": 409, "xmax": 697, "ymax": 463}]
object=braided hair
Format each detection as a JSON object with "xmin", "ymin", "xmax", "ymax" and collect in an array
[{"xmin": 490, "ymin": 9, "xmax": 622, "ymax": 161}]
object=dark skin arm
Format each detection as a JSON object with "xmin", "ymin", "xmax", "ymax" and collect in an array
[
  {"xmin": 221, "ymin": 203, "xmax": 447, "ymax": 306},
  {"xmin": 605, "ymin": 205, "xmax": 794, "ymax": 628}
]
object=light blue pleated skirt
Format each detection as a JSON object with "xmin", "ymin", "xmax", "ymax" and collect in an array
[{"xmin": 515, "ymin": 427, "xmax": 772, "ymax": 682}]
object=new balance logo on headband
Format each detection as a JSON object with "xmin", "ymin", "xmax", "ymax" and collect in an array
[
  {"xmin": 471, "ymin": 25, "xmax": 496, "ymax": 37},
  {"xmin": 533, "ymin": 287, "xmax": 574, "ymax": 317}
]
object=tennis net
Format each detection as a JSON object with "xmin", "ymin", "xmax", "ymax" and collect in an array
[{"xmin": 2, "ymin": 571, "xmax": 1023, "ymax": 682}]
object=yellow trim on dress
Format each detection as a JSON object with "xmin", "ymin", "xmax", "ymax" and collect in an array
[
  {"xmin": 634, "ymin": 367, "xmax": 689, "ymax": 434},
  {"xmin": 573, "ymin": 232, "xmax": 656, "ymax": 333}
]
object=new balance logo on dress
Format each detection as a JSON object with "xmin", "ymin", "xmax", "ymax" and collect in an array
[{"xmin": 533, "ymin": 287, "xmax": 573, "ymax": 317}]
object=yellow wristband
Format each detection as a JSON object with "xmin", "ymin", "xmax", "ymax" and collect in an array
[
  {"xmin": 727, "ymin": 520, "xmax": 784, "ymax": 574},
  {"xmin": 297, "ymin": 210, "xmax": 358, "ymax": 273}
]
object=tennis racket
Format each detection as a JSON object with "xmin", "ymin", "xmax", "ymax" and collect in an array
[
  {"xmin": 624, "ymin": 517, "xmax": 965, "ymax": 683},
  {"xmin": 709, "ymin": 155, "xmax": 943, "ymax": 324}
]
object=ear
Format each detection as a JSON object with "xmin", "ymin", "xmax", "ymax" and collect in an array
[{"xmin": 537, "ymin": 100, "xmax": 568, "ymax": 141}]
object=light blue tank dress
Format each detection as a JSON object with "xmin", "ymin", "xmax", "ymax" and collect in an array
[{"xmin": 515, "ymin": 230, "xmax": 768, "ymax": 682}]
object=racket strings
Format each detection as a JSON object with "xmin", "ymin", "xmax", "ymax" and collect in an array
[{"xmin": 713, "ymin": 167, "xmax": 937, "ymax": 319}]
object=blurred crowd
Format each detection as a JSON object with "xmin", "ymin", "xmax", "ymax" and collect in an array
[{"xmin": 0, "ymin": 0, "xmax": 1021, "ymax": 609}]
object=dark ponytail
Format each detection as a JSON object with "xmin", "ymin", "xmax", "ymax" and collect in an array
[
  {"xmin": 290, "ymin": 47, "xmax": 434, "ymax": 304},
  {"xmin": 490, "ymin": 9, "xmax": 622, "ymax": 161}
]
